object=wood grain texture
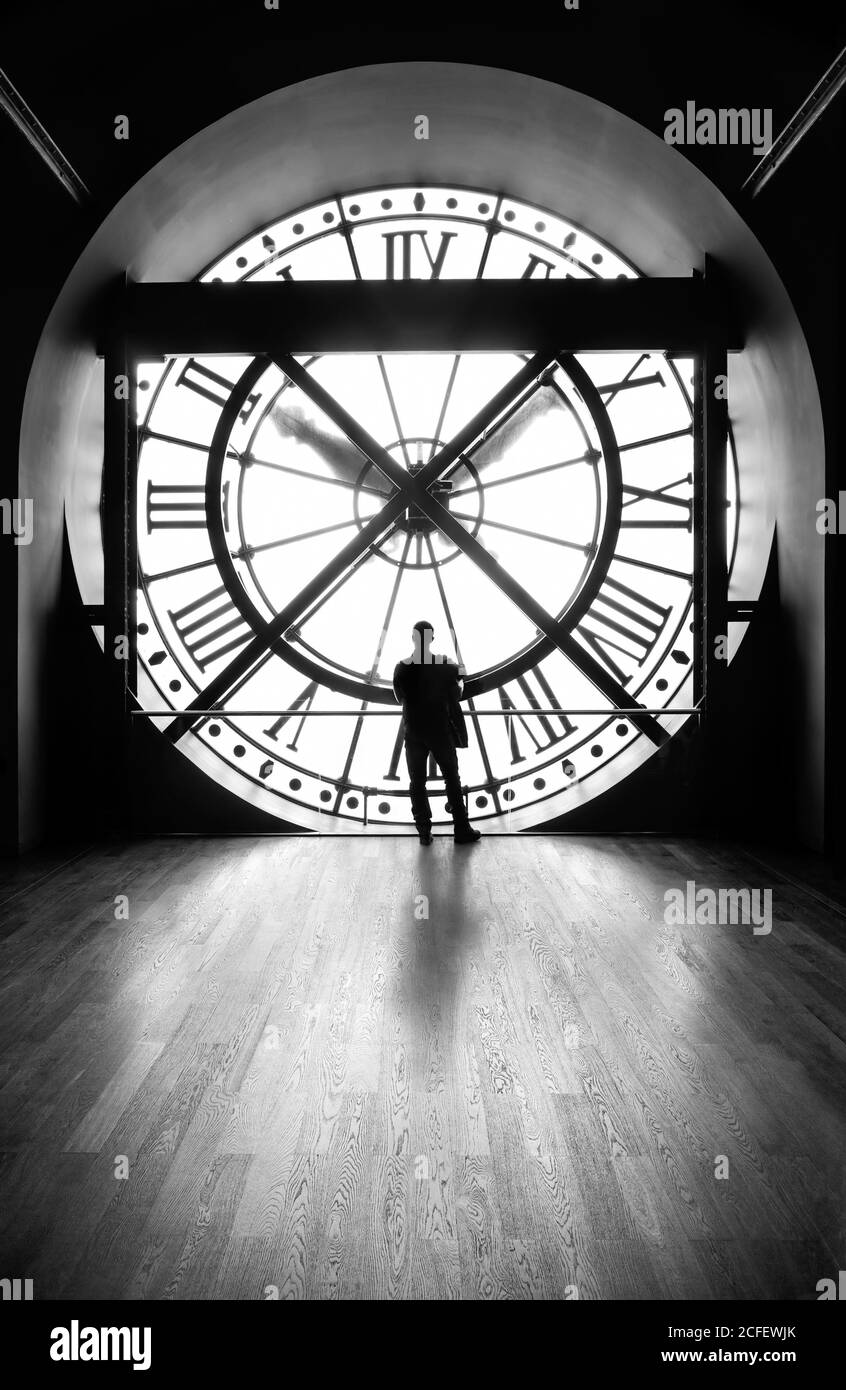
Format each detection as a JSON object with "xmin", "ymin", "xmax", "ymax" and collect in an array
[{"xmin": 0, "ymin": 834, "xmax": 843, "ymax": 1300}]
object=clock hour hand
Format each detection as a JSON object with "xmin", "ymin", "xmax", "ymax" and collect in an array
[
  {"xmin": 268, "ymin": 402, "xmax": 394, "ymax": 497},
  {"xmin": 470, "ymin": 387, "xmax": 554, "ymax": 472},
  {"xmin": 445, "ymin": 378, "xmax": 557, "ymax": 482}
]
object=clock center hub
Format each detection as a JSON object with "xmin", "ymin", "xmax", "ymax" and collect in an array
[{"xmin": 399, "ymin": 456, "xmax": 453, "ymax": 536}]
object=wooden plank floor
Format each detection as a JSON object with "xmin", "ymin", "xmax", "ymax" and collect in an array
[{"xmin": 0, "ymin": 834, "xmax": 844, "ymax": 1300}]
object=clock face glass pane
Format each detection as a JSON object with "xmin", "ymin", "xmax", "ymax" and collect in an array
[{"xmin": 133, "ymin": 184, "xmax": 740, "ymax": 830}]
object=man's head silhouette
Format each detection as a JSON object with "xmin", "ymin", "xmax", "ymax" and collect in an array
[{"xmin": 411, "ymin": 620, "xmax": 435, "ymax": 664}]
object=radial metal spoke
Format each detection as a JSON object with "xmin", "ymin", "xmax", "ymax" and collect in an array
[
  {"xmin": 619, "ymin": 426, "xmax": 692, "ymax": 454},
  {"xmin": 428, "ymin": 354, "xmax": 461, "ymax": 462},
  {"xmin": 376, "ymin": 357, "xmax": 412, "ymax": 470},
  {"xmin": 449, "ymin": 449, "xmax": 595, "ymax": 499},
  {"xmin": 143, "ymin": 555, "xmax": 219, "ymax": 585},
  {"xmin": 236, "ymin": 517, "xmax": 359, "ymax": 557},
  {"xmin": 242, "ymin": 450, "xmax": 392, "ymax": 498},
  {"xmin": 612, "ymin": 552, "xmax": 693, "ymax": 582},
  {"xmin": 450, "ymin": 511, "xmax": 589, "ymax": 553},
  {"xmin": 335, "ymin": 195, "xmax": 412, "ymax": 474},
  {"xmin": 426, "ymin": 199, "xmax": 501, "ymax": 465},
  {"xmin": 142, "ymin": 427, "xmax": 239, "ymax": 456},
  {"xmin": 475, "ymin": 194, "xmax": 504, "ymax": 280}
]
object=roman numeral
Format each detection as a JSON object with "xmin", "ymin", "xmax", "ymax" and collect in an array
[
  {"xmin": 146, "ymin": 482, "xmax": 205, "ymax": 532},
  {"xmin": 382, "ymin": 230, "xmax": 456, "ymax": 280},
  {"xmin": 175, "ymin": 359, "xmax": 261, "ymax": 423},
  {"xmin": 383, "ymin": 718, "xmax": 406, "ymax": 781},
  {"xmin": 146, "ymin": 481, "xmax": 231, "ymax": 533},
  {"xmin": 522, "ymin": 253, "xmax": 556, "ymax": 279},
  {"xmin": 497, "ymin": 670, "xmax": 577, "ymax": 765},
  {"xmin": 139, "ymin": 427, "xmax": 240, "ymax": 462},
  {"xmin": 576, "ymin": 577, "xmax": 672, "ymax": 685},
  {"xmin": 263, "ymin": 679, "xmax": 319, "ymax": 750},
  {"xmin": 598, "ymin": 371, "xmax": 664, "ymax": 399},
  {"xmin": 167, "ymin": 584, "xmax": 252, "ymax": 673},
  {"xmin": 621, "ymin": 477, "xmax": 692, "ymax": 530},
  {"xmin": 381, "ymin": 718, "xmax": 450, "ymax": 783}
]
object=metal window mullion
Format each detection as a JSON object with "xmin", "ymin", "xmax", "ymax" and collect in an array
[
  {"xmin": 126, "ymin": 351, "xmax": 139, "ymax": 704},
  {"xmin": 103, "ymin": 306, "xmax": 136, "ymax": 833},
  {"xmin": 703, "ymin": 339, "xmax": 729, "ymax": 718},
  {"xmin": 692, "ymin": 354, "xmax": 707, "ymax": 710}
]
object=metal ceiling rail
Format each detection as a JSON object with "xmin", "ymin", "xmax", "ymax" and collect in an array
[
  {"xmin": 0, "ymin": 65, "xmax": 91, "ymax": 205},
  {"xmin": 743, "ymin": 43, "xmax": 846, "ymax": 197}
]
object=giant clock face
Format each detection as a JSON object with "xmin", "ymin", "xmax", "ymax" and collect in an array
[{"xmin": 133, "ymin": 184, "xmax": 739, "ymax": 830}]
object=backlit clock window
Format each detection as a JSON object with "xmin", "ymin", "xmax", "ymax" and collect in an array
[{"xmin": 133, "ymin": 185, "xmax": 739, "ymax": 831}]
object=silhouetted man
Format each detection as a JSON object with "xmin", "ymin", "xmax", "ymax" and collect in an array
[{"xmin": 393, "ymin": 621, "xmax": 481, "ymax": 846}]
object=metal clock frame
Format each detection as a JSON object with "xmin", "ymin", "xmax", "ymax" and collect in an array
[{"xmin": 101, "ymin": 250, "xmax": 739, "ymax": 828}]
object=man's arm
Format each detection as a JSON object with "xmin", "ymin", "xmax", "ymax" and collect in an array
[
  {"xmin": 447, "ymin": 660, "xmax": 463, "ymax": 697},
  {"xmin": 392, "ymin": 661, "xmax": 407, "ymax": 704},
  {"xmin": 446, "ymin": 663, "xmax": 469, "ymax": 748}
]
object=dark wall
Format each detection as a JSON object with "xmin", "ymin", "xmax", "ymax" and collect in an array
[
  {"xmin": 740, "ymin": 101, "xmax": 845, "ymax": 862},
  {"xmin": 2, "ymin": 0, "xmax": 843, "ymax": 850},
  {"xmin": 1, "ymin": 287, "xmax": 58, "ymax": 852}
]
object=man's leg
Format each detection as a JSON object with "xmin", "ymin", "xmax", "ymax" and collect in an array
[
  {"xmin": 405, "ymin": 734, "xmax": 432, "ymax": 838},
  {"xmin": 429, "ymin": 735, "xmax": 479, "ymax": 838}
]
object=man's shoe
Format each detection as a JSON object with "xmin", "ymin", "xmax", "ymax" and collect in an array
[
  {"xmin": 454, "ymin": 826, "xmax": 481, "ymax": 844},
  {"xmin": 418, "ymin": 827, "xmax": 433, "ymax": 845}
]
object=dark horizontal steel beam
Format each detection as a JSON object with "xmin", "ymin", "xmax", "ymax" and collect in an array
[{"xmin": 111, "ymin": 277, "xmax": 742, "ymax": 355}]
